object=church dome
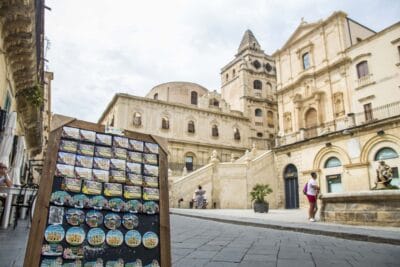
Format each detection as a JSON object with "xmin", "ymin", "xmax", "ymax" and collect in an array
[{"xmin": 146, "ymin": 81, "xmax": 209, "ymax": 106}]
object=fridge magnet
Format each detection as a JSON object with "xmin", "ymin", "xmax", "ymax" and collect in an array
[
  {"xmin": 59, "ymin": 140, "xmax": 78, "ymax": 153},
  {"xmin": 48, "ymin": 206, "xmax": 64, "ymax": 225},
  {"xmin": 143, "ymin": 165, "xmax": 158, "ymax": 177},
  {"xmin": 87, "ymin": 228, "xmax": 106, "ymax": 246},
  {"xmin": 105, "ymin": 230, "xmax": 124, "ymax": 247},
  {"xmin": 44, "ymin": 224, "xmax": 65, "ymax": 243},
  {"xmin": 86, "ymin": 210, "xmax": 104, "ymax": 228},
  {"xmin": 110, "ymin": 158, "xmax": 126, "ymax": 171},
  {"xmin": 126, "ymin": 162, "xmax": 141, "ymax": 174},
  {"xmin": 143, "ymin": 201, "xmax": 159, "ymax": 215},
  {"xmin": 77, "ymin": 143, "xmax": 94, "ymax": 156},
  {"xmin": 109, "ymin": 170, "xmax": 126, "ymax": 183},
  {"xmin": 108, "ymin": 198, "xmax": 125, "ymax": 212},
  {"xmin": 40, "ymin": 257, "xmax": 63, "ymax": 267},
  {"xmin": 94, "ymin": 146, "xmax": 112, "ymax": 159},
  {"xmin": 62, "ymin": 259, "xmax": 82, "ymax": 267},
  {"xmin": 143, "ymin": 153, "xmax": 158, "ymax": 165},
  {"xmin": 73, "ymin": 194, "xmax": 90, "ymax": 209},
  {"xmin": 65, "ymin": 209, "xmax": 85, "ymax": 226},
  {"xmin": 126, "ymin": 200, "xmax": 142, "ymax": 214},
  {"xmin": 90, "ymin": 195, "xmax": 108, "ymax": 210},
  {"xmin": 105, "ymin": 259, "xmax": 124, "ymax": 267},
  {"xmin": 142, "ymin": 231, "xmax": 159, "ymax": 249},
  {"xmin": 113, "ymin": 136, "xmax": 129, "ymax": 149},
  {"xmin": 142, "ymin": 188, "xmax": 160, "ymax": 201},
  {"xmin": 104, "ymin": 213, "xmax": 121, "ymax": 230},
  {"xmin": 92, "ymin": 169, "xmax": 109, "ymax": 183},
  {"xmin": 57, "ymin": 152, "xmax": 76, "ymax": 166},
  {"xmin": 65, "ymin": 227, "xmax": 85, "ymax": 246},
  {"xmin": 56, "ymin": 164, "xmax": 75, "ymax": 178},
  {"xmin": 41, "ymin": 244, "xmax": 63, "ymax": 256},
  {"xmin": 63, "ymin": 246, "xmax": 84, "ymax": 259},
  {"xmin": 144, "ymin": 142, "xmax": 159, "ymax": 154},
  {"xmin": 75, "ymin": 167, "xmax": 93, "ymax": 180},
  {"xmin": 62, "ymin": 127, "xmax": 80, "ymax": 140},
  {"xmin": 112, "ymin": 147, "xmax": 127, "ymax": 160},
  {"xmin": 51, "ymin": 191, "xmax": 72, "ymax": 206},
  {"xmin": 75, "ymin": 155, "xmax": 93, "ymax": 169},
  {"xmin": 122, "ymin": 214, "xmax": 138, "ymax": 230},
  {"xmin": 126, "ymin": 173, "xmax": 143, "ymax": 186},
  {"xmin": 93, "ymin": 157, "xmax": 110, "ymax": 170},
  {"xmin": 125, "ymin": 259, "xmax": 143, "ymax": 267},
  {"xmin": 83, "ymin": 258, "xmax": 103, "ymax": 267},
  {"xmin": 104, "ymin": 183, "xmax": 122, "ymax": 197},
  {"xmin": 144, "ymin": 260, "xmax": 160, "ymax": 267},
  {"xmin": 82, "ymin": 180, "xmax": 102, "ymax": 195},
  {"xmin": 123, "ymin": 185, "xmax": 141, "ymax": 199},
  {"xmin": 127, "ymin": 151, "xmax": 142, "ymax": 163},
  {"xmin": 124, "ymin": 230, "xmax": 141, "ymax": 248},
  {"xmin": 143, "ymin": 176, "xmax": 158, "ymax": 188},
  {"xmin": 95, "ymin": 133, "xmax": 112, "ymax": 146},
  {"xmin": 129, "ymin": 139, "xmax": 143, "ymax": 151},
  {"xmin": 63, "ymin": 178, "xmax": 82, "ymax": 193},
  {"xmin": 79, "ymin": 129, "xmax": 96, "ymax": 143}
]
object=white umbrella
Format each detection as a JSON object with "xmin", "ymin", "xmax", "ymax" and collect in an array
[
  {"xmin": 10, "ymin": 136, "xmax": 25, "ymax": 186},
  {"xmin": 0, "ymin": 111, "xmax": 17, "ymax": 169}
]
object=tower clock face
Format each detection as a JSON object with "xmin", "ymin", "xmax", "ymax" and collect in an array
[{"xmin": 265, "ymin": 63, "xmax": 272, "ymax": 72}]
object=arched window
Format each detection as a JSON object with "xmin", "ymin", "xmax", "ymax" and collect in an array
[
  {"xmin": 267, "ymin": 111, "xmax": 274, "ymax": 127},
  {"xmin": 253, "ymin": 80, "xmax": 262, "ymax": 90},
  {"xmin": 185, "ymin": 155, "xmax": 194, "ymax": 171},
  {"xmin": 266, "ymin": 82, "xmax": 272, "ymax": 95},
  {"xmin": 302, "ymin": 52, "xmax": 310, "ymax": 69},
  {"xmin": 161, "ymin": 117, "xmax": 169, "ymax": 129},
  {"xmin": 133, "ymin": 112, "xmax": 142, "ymax": 127},
  {"xmin": 232, "ymin": 69, "xmax": 236, "ymax": 77},
  {"xmin": 211, "ymin": 125, "xmax": 219, "ymax": 137},
  {"xmin": 190, "ymin": 91, "xmax": 198, "ymax": 105},
  {"xmin": 153, "ymin": 93, "xmax": 158, "ymax": 100},
  {"xmin": 356, "ymin": 61, "xmax": 369, "ymax": 79},
  {"xmin": 225, "ymin": 73, "xmax": 229, "ymax": 81},
  {"xmin": 233, "ymin": 128, "xmax": 240, "ymax": 140},
  {"xmin": 324, "ymin": 157, "xmax": 342, "ymax": 168},
  {"xmin": 374, "ymin": 147, "xmax": 398, "ymax": 161},
  {"xmin": 255, "ymin": 108, "xmax": 262, "ymax": 117},
  {"xmin": 187, "ymin": 121, "xmax": 195, "ymax": 133}
]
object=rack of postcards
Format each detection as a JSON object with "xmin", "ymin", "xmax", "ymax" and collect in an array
[{"xmin": 40, "ymin": 126, "xmax": 162, "ymax": 267}]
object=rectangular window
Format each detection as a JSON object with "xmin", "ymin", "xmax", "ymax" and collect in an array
[
  {"xmin": 356, "ymin": 61, "xmax": 369, "ymax": 79},
  {"xmin": 364, "ymin": 103, "xmax": 373, "ymax": 121},
  {"xmin": 391, "ymin": 167, "xmax": 399, "ymax": 187},
  {"xmin": 326, "ymin": 174, "xmax": 343, "ymax": 193},
  {"xmin": 4, "ymin": 92, "xmax": 11, "ymax": 113},
  {"xmin": 302, "ymin": 53, "xmax": 310, "ymax": 70}
]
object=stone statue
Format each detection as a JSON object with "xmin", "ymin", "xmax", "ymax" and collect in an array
[{"xmin": 375, "ymin": 161, "xmax": 393, "ymax": 189}]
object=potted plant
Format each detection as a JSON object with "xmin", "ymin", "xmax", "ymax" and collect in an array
[{"xmin": 250, "ymin": 184, "xmax": 273, "ymax": 213}]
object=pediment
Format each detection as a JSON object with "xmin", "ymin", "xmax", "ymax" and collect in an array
[{"xmin": 280, "ymin": 21, "xmax": 321, "ymax": 51}]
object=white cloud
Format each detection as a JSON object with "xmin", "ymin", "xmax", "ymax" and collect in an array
[{"xmin": 45, "ymin": 0, "xmax": 400, "ymax": 122}]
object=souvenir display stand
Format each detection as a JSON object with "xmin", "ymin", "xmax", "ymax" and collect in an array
[{"xmin": 24, "ymin": 120, "xmax": 171, "ymax": 267}]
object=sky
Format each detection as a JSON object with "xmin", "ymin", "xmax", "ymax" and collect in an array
[{"xmin": 45, "ymin": 0, "xmax": 400, "ymax": 122}]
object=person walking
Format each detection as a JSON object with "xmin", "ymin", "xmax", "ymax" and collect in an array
[
  {"xmin": 192, "ymin": 185, "xmax": 206, "ymax": 209},
  {"xmin": 306, "ymin": 172, "xmax": 319, "ymax": 222}
]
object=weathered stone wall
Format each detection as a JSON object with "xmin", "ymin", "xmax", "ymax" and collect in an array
[{"xmin": 320, "ymin": 191, "xmax": 400, "ymax": 226}]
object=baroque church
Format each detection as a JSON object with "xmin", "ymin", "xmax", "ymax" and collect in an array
[{"xmin": 99, "ymin": 11, "xmax": 400, "ymax": 209}]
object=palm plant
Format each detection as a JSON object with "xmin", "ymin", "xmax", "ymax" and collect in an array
[{"xmin": 250, "ymin": 184, "xmax": 273, "ymax": 203}]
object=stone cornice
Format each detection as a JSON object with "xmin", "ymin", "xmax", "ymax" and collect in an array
[
  {"xmin": 98, "ymin": 93, "xmax": 250, "ymax": 123},
  {"xmin": 168, "ymin": 138, "xmax": 248, "ymax": 151}
]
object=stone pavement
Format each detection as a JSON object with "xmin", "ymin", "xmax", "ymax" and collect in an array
[
  {"xmin": 171, "ymin": 215, "xmax": 400, "ymax": 267},
  {"xmin": 0, "ymin": 220, "xmax": 29, "ymax": 267},
  {"xmin": 170, "ymin": 208, "xmax": 400, "ymax": 245}
]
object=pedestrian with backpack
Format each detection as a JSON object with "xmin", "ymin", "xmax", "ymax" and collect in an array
[{"xmin": 305, "ymin": 172, "xmax": 320, "ymax": 222}]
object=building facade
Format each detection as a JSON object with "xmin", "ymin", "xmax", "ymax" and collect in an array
[{"xmin": 99, "ymin": 31, "xmax": 278, "ymax": 176}]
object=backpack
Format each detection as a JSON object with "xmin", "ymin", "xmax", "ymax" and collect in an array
[{"xmin": 303, "ymin": 182, "xmax": 308, "ymax": 195}]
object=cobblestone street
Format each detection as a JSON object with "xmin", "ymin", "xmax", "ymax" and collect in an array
[{"xmin": 171, "ymin": 215, "xmax": 400, "ymax": 267}]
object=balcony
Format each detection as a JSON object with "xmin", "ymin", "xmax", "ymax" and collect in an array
[
  {"xmin": 276, "ymin": 101, "xmax": 400, "ymax": 147},
  {"xmin": 356, "ymin": 74, "xmax": 374, "ymax": 89}
]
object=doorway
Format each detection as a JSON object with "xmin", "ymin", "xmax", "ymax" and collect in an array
[{"xmin": 284, "ymin": 164, "xmax": 299, "ymax": 209}]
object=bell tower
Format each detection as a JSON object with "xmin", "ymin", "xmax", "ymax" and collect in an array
[{"xmin": 221, "ymin": 30, "xmax": 278, "ymax": 149}]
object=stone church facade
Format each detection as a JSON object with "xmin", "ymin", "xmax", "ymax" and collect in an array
[{"xmin": 100, "ymin": 11, "xmax": 400, "ymax": 209}]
